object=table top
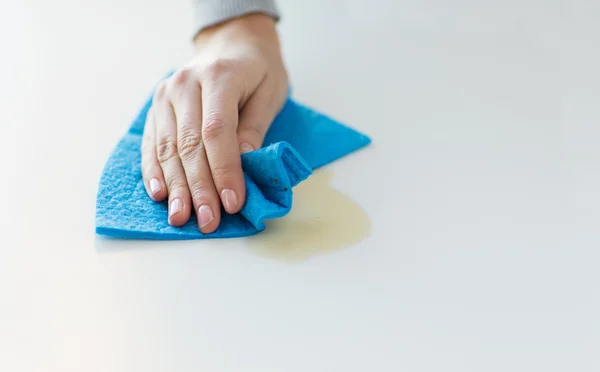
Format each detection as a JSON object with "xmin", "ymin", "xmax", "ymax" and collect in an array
[{"xmin": 2, "ymin": 0, "xmax": 599, "ymax": 371}]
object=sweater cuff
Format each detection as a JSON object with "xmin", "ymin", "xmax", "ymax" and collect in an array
[{"xmin": 192, "ymin": 0, "xmax": 280, "ymax": 37}]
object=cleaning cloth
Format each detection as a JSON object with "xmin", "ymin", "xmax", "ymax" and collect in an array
[{"xmin": 95, "ymin": 78, "xmax": 371, "ymax": 240}]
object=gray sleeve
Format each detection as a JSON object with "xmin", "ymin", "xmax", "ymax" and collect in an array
[{"xmin": 192, "ymin": 0, "xmax": 280, "ymax": 37}]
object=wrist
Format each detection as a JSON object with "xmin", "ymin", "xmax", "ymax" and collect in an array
[{"xmin": 194, "ymin": 13, "xmax": 278, "ymax": 49}]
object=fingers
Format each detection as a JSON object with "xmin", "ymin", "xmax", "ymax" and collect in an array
[
  {"xmin": 153, "ymin": 83, "xmax": 193, "ymax": 227},
  {"xmin": 237, "ymin": 78, "xmax": 286, "ymax": 153},
  {"xmin": 141, "ymin": 106, "xmax": 167, "ymax": 201},
  {"xmin": 170, "ymin": 75, "xmax": 221, "ymax": 234},
  {"xmin": 201, "ymin": 77, "xmax": 246, "ymax": 214},
  {"xmin": 146, "ymin": 64, "xmax": 280, "ymax": 231}
]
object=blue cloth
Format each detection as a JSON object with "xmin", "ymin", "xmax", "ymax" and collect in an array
[{"xmin": 95, "ymin": 79, "xmax": 371, "ymax": 240}]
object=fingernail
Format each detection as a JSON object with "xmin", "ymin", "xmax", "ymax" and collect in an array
[
  {"xmin": 198, "ymin": 205, "xmax": 214, "ymax": 228},
  {"xmin": 169, "ymin": 198, "xmax": 183, "ymax": 218},
  {"xmin": 239, "ymin": 142, "xmax": 254, "ymax": 154},
  {"xmin": 221, "ymin": 189, "xmax": 238, "ymax": 212},
  {"xmin": 149, "ymin": 178, "xmax": 161, "ymax": 196}
]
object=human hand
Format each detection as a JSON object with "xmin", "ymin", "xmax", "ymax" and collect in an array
[{"xmin": 141, "ymin": 14, "xmax": 288, "ymax": 233}]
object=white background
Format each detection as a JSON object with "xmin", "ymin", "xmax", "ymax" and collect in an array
[{"xmin": 1, "ymin": 0, "xmax": 599, "ymax": 371}]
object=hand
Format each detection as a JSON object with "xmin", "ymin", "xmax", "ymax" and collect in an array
[{"xmin": 141, "ymin": 14, "xmax": 289, "ymax": 233}]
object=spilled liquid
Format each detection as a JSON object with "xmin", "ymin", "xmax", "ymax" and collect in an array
[{"xmin": 246, "ymin": 169, "xmax": 372, "ymax": 262}]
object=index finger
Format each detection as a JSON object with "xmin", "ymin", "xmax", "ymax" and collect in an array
[{"xmin": 200, "ymin": 77, "xmax": 246, "ymax": 214}]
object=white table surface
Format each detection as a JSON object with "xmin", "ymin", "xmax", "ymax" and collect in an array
[{"xmin": 2, "ymin": 0, "xmax": 599, "ymax": 371}]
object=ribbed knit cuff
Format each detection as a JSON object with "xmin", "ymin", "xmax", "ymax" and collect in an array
[{"xmin": 192, "ymin": 0, "xmax": 280, "ymax": 38}]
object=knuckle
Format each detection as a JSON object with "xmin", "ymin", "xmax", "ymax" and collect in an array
[
  {"xmin": 177, "ymin": 130, "xmax": 204, "ymax": 158},
  {"xmin": 156, "ymin": 136, "xmax": 178, "ymax": 164},
  {"xmin": 209, "ymin": 162, "xmax": 234, "ymax": 182},
  {"xmin": 188, "ymin": 183, "xmax": 212, "ymax": 203},
  {"xmin": 202, "ymin": 113, "xmax": 228, "ymax": 140},
  {"xmin": 171, "ymin": 67, "xmax": 193, "ymax": 87},
  {"xmin": 166, "ymin": 179, "xmax": 188, "ymax": 192},
  {"xmin": 203, "ymin": 59, "xmax": 235, "ymax": 79}
]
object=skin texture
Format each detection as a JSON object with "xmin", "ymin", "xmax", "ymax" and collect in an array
[{"xmin": 141, "ymin": 13, "xmax": 289, "ymax": 233}]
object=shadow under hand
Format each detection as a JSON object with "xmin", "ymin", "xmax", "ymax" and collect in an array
[{"xmin": 246, "ymin": 169, "xmax": 372, "ymax": 263}]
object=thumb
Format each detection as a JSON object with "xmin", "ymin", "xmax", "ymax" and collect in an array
[{"xmin": 237, "ymin": 83, "xmax": 287, "ymax": 154}]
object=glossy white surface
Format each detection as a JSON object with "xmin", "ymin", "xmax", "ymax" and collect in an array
[{"xmin": 2, "ymin": 1, "xmax": 599, "ymax": 371}]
